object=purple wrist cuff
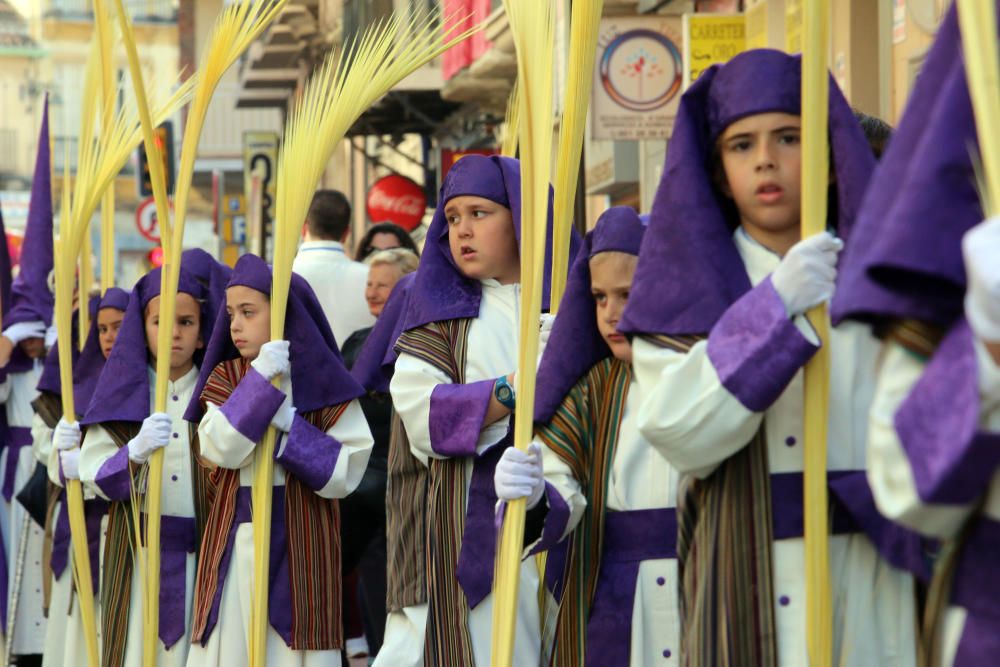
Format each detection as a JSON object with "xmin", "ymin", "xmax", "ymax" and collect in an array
[
  {"xmin": 895, "ymin": 319, "xmax": 1000, "ymax": 504},
  {"xmin": 274, "ymin": 414, "xmax": 343, "ymax": 491},
  {"xmin": 707, "ymin": 277, "xmax": 819, "ymax": 411},
  {"xmin": 218, "ymin": 367, "xmax": 286, "ymax": 443},
  {"xmin": 428, "ymin": 379, "xmax": 496, "ymax": 457},
  {"xmin": 95, "ymin": 445, "xmax": 133, "ymax": 500}
]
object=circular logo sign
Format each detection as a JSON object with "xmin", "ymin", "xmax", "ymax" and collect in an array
[
  {"xmin": 600, "ymin": 29, "xmax": 682, "ymax": 112},
  {"xmin": 366, "ymin": 175, "xmax": 427, "ymax": 232}
]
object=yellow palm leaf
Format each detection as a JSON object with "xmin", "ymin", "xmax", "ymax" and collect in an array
[
  {"xmin": 250, "ymin": 8, "xmax": 481, "ymax": 665},
  {"xmin": 550, "ymin": 0, "xmax": 603, "ymax": 310},
  {"xmin": 491, "ymin": 1, "xmax": 555, "ymax": 665},
  {"xmin": 113, "ymin": 1, "xmax": 289, "ymax": 662}
]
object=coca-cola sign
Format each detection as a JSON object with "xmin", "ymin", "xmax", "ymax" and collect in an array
[{"xmin": 366, "ymin": 175, "xmax": 427, "ymax": 231}]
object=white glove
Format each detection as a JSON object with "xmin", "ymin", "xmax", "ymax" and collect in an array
[
  {"xmin": 2, "ymin": 320, "xmax": 46, "ymax": 345},
  {"xmin": 964, "ymin": 216, "xmax": 1000, "ymax": 342},
  {"xmin": 494, "ymin": 443, "xmax": 545, "ymax": 510},
  {"xmin": 60, "ymin": 450, "xmax": 80, "ymax": 481},
  {"xmin": 45, "ymin": 324, "xmax": 58, "ymax": 350},
  {"xmin": 250, "ymin": 340, "xmax": 290, "ymax": 381},
  {"xmin": 53, "ymin": 418, "xmax": 82, "ymax": 451},
  {"xmin": 271, "ymin": 394, "xmax": 295, "ymax": 432},
  {"xmin": 127, "ymin": 412, "xmax": 172, "ymax": 464},
  {"xmin": 771, "ymin": 232, "xmax": 844, "ymax": 317},
  {"xmin": 539, "ymin": 314, "xmax": 556, "ymax": 348}
]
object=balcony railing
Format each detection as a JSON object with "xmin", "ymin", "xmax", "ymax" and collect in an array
[
  {"xmin": 0, "ymin": 129, "xmax": 22, "ymax": 177},
  {"xmin": 45, "ymin": 0, "xmax": 178, "ymax": 22}
]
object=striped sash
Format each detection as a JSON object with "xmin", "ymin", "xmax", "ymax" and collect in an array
[
  {"xmin": 98, "ymin": 420, "xmax": 141, "ymax": 667},
  {"xmin": 877, "ymin": 318, "xmax": 946, "ymax": 667},
  {"xmin": 395, "ymin": 319, "xmax": 476, "ymax": 666},
  {"xmin": 33, "ymin": 390, "xmax": 64, "ymax": 615},
  {"xmin": 190, "ymin": 358, "xmax": 348, "ymax": 650},
  {"xmin": 385, "ymin": 410, "xmax": 428, "ymax": 611},
  {"xmin": 646, "ymin": 333, "xmax": 778, "ymax": 667},
  {"xmin": 96, "ymin": 420, "xmax": 210, "ymax": 667},
  {"xmin": 535, "ymin": 357, "xmax": 632, "ymax": 666}
]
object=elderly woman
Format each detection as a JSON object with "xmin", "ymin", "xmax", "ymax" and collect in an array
[{"xmin": 340, "ymin": 247, "xmax": 419, "ymax": 658}]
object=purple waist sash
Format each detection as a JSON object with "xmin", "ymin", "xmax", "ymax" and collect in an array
[
  {"xmin": 777, "ymin": 471, "xmax": 933, "ymax": 581},
  {"xmin": 51, "ymin": 495, "xmax": 109, "ymax": 594},
  {"xmin": 582, "ymin": 471, "xmax": 928, "ymax": 666},
  {"xmin": 2, "ymin": 426, "xmax": 32, "ymax": 501},
  {"xmin": 200, "ymin": 486, "xmax": 296, "ymax": 647},
  {"xmin": 144, "ymin": 513, "xmax": 197, "ymax": 647},
  {"xmin": 136, "ymin": 513, "xmax": 197, "ymax": 647},
  {"xmin": 586, "ymin": 508, "xmax": 678, "ymax": 667},
  {"xmin": 951, "ymin": 515, "xmax": 1000, "ymax": 617},
  {"xmin": 948, "ymin": 515, "xmax": 1000, "ymax": 665},
  {"xmin": 455, "ymin": 439, "xmax": 508, "ymax": 609}
]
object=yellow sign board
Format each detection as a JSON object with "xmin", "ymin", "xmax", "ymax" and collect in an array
[
  {"xmin": 785, "ymin": 0, "xmax": 803, "ymax": 53},
  {"xmin": 682, "ymin": 13, "xmax": 747, "ymax": 88},
  {"xmin": 745, "ymin": 2, "xmax": 770, "ymax": 49}
]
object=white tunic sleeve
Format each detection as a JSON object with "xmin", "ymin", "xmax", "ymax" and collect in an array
[
  {"xmin": 631, "ymin": 337, "xmax": 761, "ymax": 479},
  {"xmin": 79, "ymin": 423, "xmax": 132, "ymax": 502},
  {"xmin": 536, "ymin": 439, "xmax": 587, "ymax": 543},
  {"xmin": 32, "ymin": 412, "xmax": 54, "ymax": 468},
  {"xmin": 867, "ymin": 341, "xmax": 991, "ymax": 539},
  {"xmin": 197, "ymin": 401, "xmax": 257, "ymax": 470},
  {"xmin": 302, "ymin": 399, "xmax": 373, "ymax": 499},
  {"xmin": 390, "ymin": 352, "xmax": 455, "ymax": 466}
]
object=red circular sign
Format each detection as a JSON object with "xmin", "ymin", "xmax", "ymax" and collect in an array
[{"xmin": 366, "ymin": 175, "xmax": 427, "ymax": 232}]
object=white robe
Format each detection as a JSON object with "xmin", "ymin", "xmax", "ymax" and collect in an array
[
  {"xmin": 0, "ymin": 363, "xmax": 47, "ymax": 655},
  {"xmin": 391, "ymin": 279, "xmax": 542, "ymax": 667},
  {"xmin": 37, "ymin": 409, "xmax": 104, "ymax": 667},
  {"xmin": 78, "ymin": 366, "xmax": 200, "ymax": 667},
  {"xmin": 866, "ymin": 336, "xmax": 1000, "ymax": 666},
  {"xmin": 537, "ymin": 373, "xmax": 682, "ymax": 665},
  {"xmin": 372, "ymin": 604, "xmax": 427, "ymax": 667},
  {"xmin": 631, "ymin": 229, "xmax": 919, "ymax": 666},
  {"xmin": 186, "ymin": 373, "xmax": 373, "ymax": 667}
]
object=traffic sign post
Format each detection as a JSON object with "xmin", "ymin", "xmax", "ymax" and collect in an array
[{"xmin": 135, "ymin": 195, "xmax": 174, "ymax": 244}]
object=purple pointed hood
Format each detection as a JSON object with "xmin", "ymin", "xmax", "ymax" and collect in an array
[
  {"xmin": 0, "ymin": 205, "xmax": 12, "ymax": 324},
  {"xmin": 400, "ymin": 154, "xmax": 581, "ymax": 332},
  {"xmin": 82, "ymin": 268, "xmax": 210, "ymax": 425},
  {"xmin": 7, "ymin": 95, "xmax": 54, "ymax": 331},
  {"xmin": 0, "ymin": 205, "xmax": 13, "ymax": 384},
  {"xmin": 831, "ymin": 4, "xmax": 982, "ymax": 328},
  {"xmin": 182, "ymin": 248, "xmax": 233, "ymax": 322},
  {"xmin": 349, "ymin": 272, "xmax": 415, "ymax": 393},
  {"xmin": 5, "ymin": 97, "xmax": 54, "ymax": 374},
  {"xmin": 535, "ymin": 207, "xmax": 646, "ymax": 423},
  {"xmin": 619, "ymin": 49, "xmax": 875, "ymax": 337},
  {"xmin": 185, "ymin": 253, "xmax": 364, "ymax": 422},
  {"xmin": 36, "ymin": 289, "xmax": 130, "ymax": 416}
]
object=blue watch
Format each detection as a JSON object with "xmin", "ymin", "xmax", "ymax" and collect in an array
[{"xmin": 494, "ymin": 375, "xmax": 516, "ymax": 410}]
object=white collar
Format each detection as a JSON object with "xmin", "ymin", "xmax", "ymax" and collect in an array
[
  {"xmin": 733, "ymin": 227, "xmax": 781, "ymax": 287},
  {"xmin": 147, "ymin": 364, "xmax": 200, "ymax": 395},
  {"xmin": 299, "ymin": 240, "xmax": 346, "ymax": 253}
]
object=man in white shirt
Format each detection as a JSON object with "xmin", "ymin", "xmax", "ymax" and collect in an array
[{"xmin": 293, "ymin": 190, "xmax": 375, "ymax": 346}]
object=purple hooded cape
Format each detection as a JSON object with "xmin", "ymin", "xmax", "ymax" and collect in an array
[
  {"xmin": 399, "ymin": 154, "xmax": 580, "ymax": 333},
  {"xmin": 182, "ymin": 248, "xmax": 233, "ymax": 324},
  {"xmin": 619, "ymin": 49, "xmax": 875, "ymax": 337},
  {"xmin": 831, "ymin": 5, "xmax": 984, "ymax": 328},
  {"xmin": 82, "ymin": 268, "xmax": 211, "ymax": 426},
  {"xmin": 36, "ymin": 294, "xmax": 98, "ymax": 401},
  {"xmin": 185, "ymin": 253, "xmax": 364, "ymax": 423},
  {"xmin": 42, "ymin": 288, "xmax": 131, "ymax": 417},
  {"xmin": 5, "ymin": 96, "xmax": 54, "ymax": 372},
  {"xmin": 349, "ymin": 272, "xmax": 415, "ymax": 393},
  {"xmin": 0, "ymin": 205, "xmax": 13, "ymax": 386},
  {"xmin": 534, "ymin": 207, "xmax": 646, "ymax": 423}
]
